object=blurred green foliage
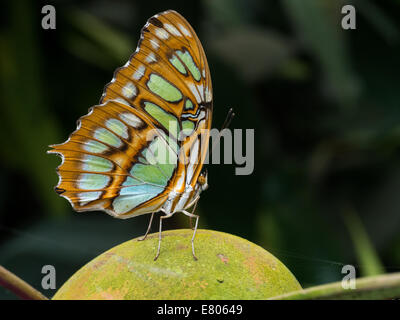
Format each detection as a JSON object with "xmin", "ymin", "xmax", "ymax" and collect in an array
[{"xmin": 1, "ymin": 0, "xmax": 400, "ymax": 299}]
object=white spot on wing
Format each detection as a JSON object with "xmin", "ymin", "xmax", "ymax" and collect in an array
[
  {"xmin": 198, "ymin": 110, "xmax": 206, "ymax": 121},
  {"xmin": 83, "ymin": 140, "xmax": 109, "ymax": 153},
  {"xmin": 188, "ymin": 83, "xmax": 201, "ymax": 103},
  {"xmin": 119, "ymin": 112, "xmax": 143, "ymax": 128},
  {"xmin": 132, "ymin": 65, "xmax": 145, "ymax": 80},
  {"xmin": 155, "ymin": 28, "xmax": 169, "ymax": 40},
  {"xmin": 106, "ymin": 118, "xmax": 129, "ymax": 139},
  {"xmin": 197, "ymin": 83, "xmax": 204, "ymax": 101},
  {"xmin": 187, "ymin": 139, "xmax": 200, "ymax": 183},
  {"xmin": 164, "ymin": 23, "xmax": 181, "ymax": 37},
  {"xmin": 174, "ymin": 172, "xmax": 185, "ymax": 192},
  {"xmin": 178, "ymin": 24, "xmax": 191, "ymax": 37},
  {"xmin": 150, "ymin": 38, "xmax": 159, "ymax": 50},
  {"xmin": 114, "ymin": 97, "xmax": 131, "ymax": 107},
  {"xmin": 79, "ymin": 191, "xmax": 102, "ymax": 206},
  {"xmin": 205, "ymin": 86, "xmax": 212, "ymax": 102},
  {"xmin": 78, "ymin": 173, "xmax": 110, "ymax": 190},
  {"xmin": 145, "ymin": 52, "xmax": 157, "ymax": 63},
  {"xmin": 122, "ymin": 82, "xmax": 137, "ymax": 99}
]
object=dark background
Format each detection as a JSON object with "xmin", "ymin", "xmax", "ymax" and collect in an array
[{"xmin": 1, "ymin": 0, "xmax": 400, "ymax": 299}]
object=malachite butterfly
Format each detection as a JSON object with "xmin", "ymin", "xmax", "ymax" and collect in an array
[{"xmin": 48, "ymin": 10, "xmax": 213, "ymax": 260}]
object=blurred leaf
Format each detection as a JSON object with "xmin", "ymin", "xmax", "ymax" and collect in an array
[
  {"xmin": 361, "ymin": 169, "xmax": 400, "ymax": 249},
  {"xmin": 357, "ymin": 0, "xmax": 399, "ymax": 44},
  {"xmin": 0, "ymin": 214, "xmax": 150, "ymax": 299},
  {"xmin": 257, "ymin": 170, "xmax": 347, "ymax": 287},
  {"xmin": 256, "ymin": 209, "xmax": 282, "ymax": 250},
  {"xmin": 276, "ymin": 58, "xmax": 311, "ymax": 81},
  {"xmin": 65, "ymin": 8, "xmax": 134, "ymax": 67},
  {"xmin": 208, "ymin": 27, "xmax": 294, "ymax": 82},
  {"xmin": 203, "ymin": 0, "xmax": 255, "ymax": 26},
  {"xmin": 282, "ymin": 0, "xmax": 361, "ymax": 109},
  {"xmin": 343, "ymin": 207, "xmax": 385, "ymax": 276},
  {"xmin": 271, "ymin": 272, "xmax": 400, "ymax": 299},
  {"xmin": 0, "ymin": 0, "xmax": 65, "ymax": 215},
  {"xmin": 64, "ymin": 33, "xmax": 116, "ymax": 71}
]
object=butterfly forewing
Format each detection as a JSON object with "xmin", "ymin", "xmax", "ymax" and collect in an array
[{"xmin": 49, "ymin": 10, "xmax": 212, "ymax": 217}]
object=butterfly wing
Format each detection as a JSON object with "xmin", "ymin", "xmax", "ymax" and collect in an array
[
  {"xmin": 100, "ymin": 10, "xmax": 213, "ymax": 193},
  {"xmin": 49, "ymin": 10, "xmax": 212, "ymax": 218},
  {"xmin": 48, "ymin": 101, "xmax": 179, "ymax": 218}
]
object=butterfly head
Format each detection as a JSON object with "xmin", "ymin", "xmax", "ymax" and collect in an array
[{"xmin": 197, "ymin": 169, "xmax": 208, "ymax": 191}]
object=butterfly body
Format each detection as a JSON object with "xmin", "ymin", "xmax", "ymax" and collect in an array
[{"xmin": 49, "ymin": 10, "xmax": 213, "ymax": 259}]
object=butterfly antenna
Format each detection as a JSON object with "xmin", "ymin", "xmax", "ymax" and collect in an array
[
  {"xmin": 209, "ymin": 108, "xmax": 235, "ymax": 158},
  {"xmin": 220, "ymin": 108, "xmax": 235, "ymax": 131}
]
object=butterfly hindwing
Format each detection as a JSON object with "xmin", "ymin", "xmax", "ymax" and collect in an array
[{"xmin": 49, "ymin": 101, "xmax": 178, "ymax": 217}]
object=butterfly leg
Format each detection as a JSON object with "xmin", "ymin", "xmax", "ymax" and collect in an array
[
  {"xmin": 189, "ymin": 198, "xmax": 200, "ymax": 230},
  {"xmin": 183, "ymin": 210, "xmax": 199, "ymax": 261},
  {"xmin": 138, "ymin": 212, "xmax": 155, "ymax": 241},
  {"xmin": 154, "ymin": 214, "xmax": 173, "ymax": 261}
]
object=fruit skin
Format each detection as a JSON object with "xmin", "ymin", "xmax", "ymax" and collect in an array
[{"xmin": 53, "ymin": 229, "xmax": 301, "ymax": 300}]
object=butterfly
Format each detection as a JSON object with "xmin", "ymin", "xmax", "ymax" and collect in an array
[{"xmin": 48, "ymin": 10, "xmax": 213, "ymax": 260}]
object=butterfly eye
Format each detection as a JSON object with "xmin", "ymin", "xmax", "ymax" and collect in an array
[{"xmin": 198, "ymin": 172, "xmax": 208, "ymax": 191}]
